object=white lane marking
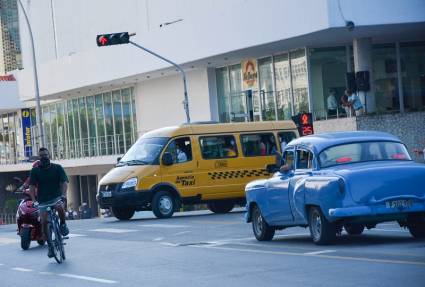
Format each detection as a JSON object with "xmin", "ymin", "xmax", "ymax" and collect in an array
[
  {"xmin": 0, "ymin": 237, "xmax": 19, "ymax": 244},
  {"xmin": 12, "ymin": 267, "xmax": 33, "ymax": 272},
  {"xmin": 152, "ymin": 237, "xmax": 164, "ymax": 242},
  {"xmin": 304, "ymin": 250, "xmax": 336, "ymax": 255},
  {"xmin": 67, "ymin": 233, "xmax": 86, "ymax": 238},
  {"xmin": 59, "ymin": 273, "xmax": 118, "ymax": 284},
  {"xmin": 90, "ymin": 228, "xmax": 138, "ymax": 233},
  {"xmin": 173, "ymin": 231, "xmax": 191, "ymax": 236},
  {"xmin": 160, "ymin": 242, "xmax": 179, "ymax": 247},
  {"xmin": 192, "ymin": 245, "xmax": 425, "ymax": 266},
  {"xmin": 138, "ymin": 224, "xmax": 189, "ymax": 228},
  {"xmin": 367, "ymin": 228, "xmax": 408, "ymax": 233}
]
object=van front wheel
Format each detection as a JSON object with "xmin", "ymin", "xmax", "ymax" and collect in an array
[
  {"xmin": 207, "ymin": 202, "xmax": 234, "ymax": 214},
  {"xmin": 152, "ymin": 191, "xmax": 175, "ymax": 219},
  {"xmin": 112, "ymin": 207, "xmax": 135, "ymax": 220}
]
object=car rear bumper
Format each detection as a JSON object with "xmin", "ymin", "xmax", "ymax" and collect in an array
[
  {"xmin": 329, "ymin": 200, "xmax": 425, "ymax": 219},
  {"xmin": 97, "ymin": 190, "xmax": 152, "ymax": 209}
]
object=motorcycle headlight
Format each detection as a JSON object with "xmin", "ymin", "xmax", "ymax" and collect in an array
[{"xmin": 121, "ymin": 177, "xmax": 138, "ymax": 190}]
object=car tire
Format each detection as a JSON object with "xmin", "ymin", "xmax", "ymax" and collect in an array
[
  {"xmin": 408, "ymin": 221, "xmax": 425, "ymax": 239},
  {"xmin": 20, "ymin": 227, "xmax": 31, "ymax": 250},
  {"xmin": 152, "ymin": 191, "xmax": 175, "ymax": 219},
  {"xmin": 207, "ymin": 202, "xmax": 235, "ymax": 214},
  {"xmin": 308, "ymin": 206, "xmax": 336, "ymax": 245},
  {"xmin": 112, "ymin": 207, "xmax": 135, "ymax": 221},
  {"xmin": 251, "ymin": 205, "xmax": 275, "ymax": 241},
  {"xmin": 344, "ymin": 224, "xmax": 365, "ymax": 235}
]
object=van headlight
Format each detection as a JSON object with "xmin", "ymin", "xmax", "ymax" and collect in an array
[{"xmin": 121, "ymin": 177, "xmax": 138, "ymax": 190}]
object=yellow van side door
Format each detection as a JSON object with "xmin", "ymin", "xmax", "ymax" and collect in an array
[
  {"xmin": 160, "ymin": 137, "xmax": 199, "ymax": 198},
  {"xmin": 195, "ymin": 134, "xmax": 246, "ymax": 200}
]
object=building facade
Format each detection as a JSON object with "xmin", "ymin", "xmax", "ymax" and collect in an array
[
  {"xmin": 0, "ymin": 0, "xmax": 21, "ymax": 74},
  {"xmin": 0, "ymin": 0, "xmax": 424, "ymax": 214}
]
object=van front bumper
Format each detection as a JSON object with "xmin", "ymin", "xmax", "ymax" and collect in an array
[{"xmin": 97, "ymin": 190, "xmax": 152, "ymax": 209}]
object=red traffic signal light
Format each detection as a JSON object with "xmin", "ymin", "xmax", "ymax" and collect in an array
[{"xmin": 96, "ymin": 32, "xmax": 130, "ymax": 47}]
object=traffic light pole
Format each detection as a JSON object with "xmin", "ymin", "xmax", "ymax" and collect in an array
[
  {"xmin": 129, "ymin": 40, "xmax": 190, "ymax": 123},
  {"xmin": 17, "ymin": 0, "xmax": 45, "ymax": 148}
]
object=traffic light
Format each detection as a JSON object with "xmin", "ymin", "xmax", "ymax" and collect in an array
[
  {"xmin": 292, "ymin": 112, "xmax": 314, "ymax": 136},
  {"xmin": 96, "ymin": 32, "xmax": 130, "ymax": 47}
]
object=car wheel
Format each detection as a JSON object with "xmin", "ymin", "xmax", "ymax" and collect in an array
[
  {"xmin": 407, "ymin": 221, "xmax": 425, "ymax": 238},
  {"xmin": 20, "ymin": 227, "xmax": 31, "ymax": 250},
  {"xmin": 207, "ymin": 202, "xmax": 234, "ymax": 214},
  {"xmin": 152, "ymin": 191, "xmax": 175, "ymax": 219},
  {"xmin": 251, "ymin": 205, "xmax": 275, "ymax": 241},
  {"xmin": 112, "ymin": 207, "xmax": 135, "ymax": 220},
  {"xmin": 344, "ymin": 224, "xmax": 365, "ymax": 235},
  {"xmin": 308, "ymin": 206, "xmax": 336, "ymax": 245}
]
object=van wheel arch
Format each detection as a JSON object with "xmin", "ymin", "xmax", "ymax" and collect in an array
[{"xmin": 151, "ymin": 184, "xmax": 182, "ymax": 209}]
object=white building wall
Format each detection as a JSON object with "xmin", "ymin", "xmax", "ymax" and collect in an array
[{"xmin": 135, "ymin": 68, "xmax": 216, "ymax": 134}]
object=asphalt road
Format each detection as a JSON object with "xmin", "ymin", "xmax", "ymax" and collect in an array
[{"xmin": 0, "ymin": 209, "xmax": 424, "ymax": 287}]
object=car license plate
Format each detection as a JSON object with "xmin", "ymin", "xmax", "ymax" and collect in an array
[
  {"xmin": 385, "ymin": 199, "xmax": 413, "ymax": 209},
  {"xmin": 101, "ymin": 191, "xmax": 112, "ymax": 198}
]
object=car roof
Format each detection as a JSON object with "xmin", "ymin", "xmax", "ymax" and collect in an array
[{"xmin": 287, "ymin": 131, "xmax": 402, "ymax": 153}]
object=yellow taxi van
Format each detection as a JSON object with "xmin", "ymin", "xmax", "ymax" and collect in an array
[{"xmin": 97, "ymin": 121, "xmax": 298, "ymax": 220}]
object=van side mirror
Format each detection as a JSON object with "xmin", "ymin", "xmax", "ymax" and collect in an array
[
  {"xmin": 162, "ymin": 152, "xmax": 173, "ymax": 166},
  {"xmin": 117, "ymin": 157, "xmax": 122, "ymax": 163}
]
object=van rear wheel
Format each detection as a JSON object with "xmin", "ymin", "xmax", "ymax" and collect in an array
[
  {"xmin": 152, "ymin": 191, "xmax": 175, "ymax": 219},
  {"xmin": 112, "ymin": 207, "xmax": 135, "ymax": 220},
  {"xmin": 207, "ymin": 202, "xmax": 234, "ymax": 214}
]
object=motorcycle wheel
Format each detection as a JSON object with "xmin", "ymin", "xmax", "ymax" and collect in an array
[{"xmin": 20, "ymin": 227, "xmax": 31, "ymax": 250}]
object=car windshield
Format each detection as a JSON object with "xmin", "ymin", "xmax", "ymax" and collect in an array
[
  {"xmin": 319, "ymin": 141, "xmax": 411, "ymax": 168},
  {"xmin": 117, "ymin": 137, "xmax": 168, "ymax": 166}
]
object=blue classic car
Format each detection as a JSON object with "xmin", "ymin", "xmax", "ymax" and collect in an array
[{"xmin": 245, "ymin": 131, "xmax": 425, "ymax": 245}]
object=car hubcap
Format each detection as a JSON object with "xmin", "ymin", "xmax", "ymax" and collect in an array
[
  {"xmin": 311, "ymin": 211, "xmax": 322, "ymax": 240},
  {"xmin": 159, "ymin": 196, "xmax": 172, "ymax": 214},
  {"xmin": 253, "ymin": 208, "xmax": 263, "ymax": 235}
]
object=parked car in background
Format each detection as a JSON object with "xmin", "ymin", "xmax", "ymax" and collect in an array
[{"xmin": 245, "ymin": 131, "xmax": 425, "ymax": 245}]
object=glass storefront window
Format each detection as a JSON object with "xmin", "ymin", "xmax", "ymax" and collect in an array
[
  {"xmin": 216, "ymin": 67, "xmax": 230, "ymax": 122},
  {"xmin": 95, "ymin": 94, "xmax": 106, "ymax": 155},
  {"xmin": 112, "ymin": 90, "xmax": 124, "ymax": 154},
  {"xmin": 49, "ymin": 105, "xmax": 58, "ymax": 159},
  {"xmin": 258, "ymin": 57, "xmax": 276, "ymax": 121},
  {"xmin": 42, "ymin": 106, "xmax": 51, "ymax": 152},
  {"xmin": 121, "ymin": 88, "xmax": 133, "ymax": 148},
  {"xmin": 400, "ymin": 42, "xmax": 425, "ymax": 111},
  {"xmin": 131, "ymin": 88, "xmax": 138, "ymax": 142},
  {"xmin": 86, "ymin": 96, "xmax": 96, "ymax": 156},
  {"xmin": 103, "ymin": 92, "xmax": 114, "ymax": 155},
  {"xmin": 290, "ymin": 49, "xmax": 309, "ymax": 114},
  {"xmin": 309, "ymin": 47, "xmax": 348, "ymax": 119},
  {"xmin": 229, "ymin": 64, "xmax": 245, "ymax": 122},
  {"xmin": 373, "ymin": 44, "xmax": 399, "ymax": 112},
  {"xmin": 79, "ymin": 98, "xmax": 88, "ymax": 157},
  {"xmin": 66, "ymin": 100, "xmax": 75, "ymax": 158},
  {"xmin": 274, "ymin": 53, "xmax": 292, "ymax": 120},
  {"xmin": 72, "ymin": 98, "xmax": 81, "ymax": 157},
  {"xmin": 56, "ymin": 103, "xmax": 66, "ymax": 159}
]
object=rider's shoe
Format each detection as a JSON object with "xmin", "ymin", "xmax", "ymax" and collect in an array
[
  {"xmin": 47, "ymin": 246, "xmax": 54, "ymax": 258},
  {"xmin": 59, "ymin": 223, "xmax": 69, "ymax": 236}
]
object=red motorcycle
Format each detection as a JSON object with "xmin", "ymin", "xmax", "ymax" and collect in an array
[{"xmin": 14, "ymin": 177, "xmax": 45, "ymax": 250}]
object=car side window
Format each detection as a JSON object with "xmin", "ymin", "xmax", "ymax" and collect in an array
[
  {"xmin": 240, "ymin": 133, "xmax": 277, "ymax": 156},
  {"xmin": 199, "ymin": 135, "xmax": 238, "ymax": 159},
  {"xmin": 164, "ymin": 137, "xmax": 192, "ymax": 164},
  {"xmin": 296, "ymin": 149, "xmax": 313, "ymax": 169},
  {"xmin": 282, "ymin": 150, "xmax": 295, "ymax": 170}
]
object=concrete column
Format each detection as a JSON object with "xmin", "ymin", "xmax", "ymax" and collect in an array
[
  {"xmin": 353, "ymin": 38, "xmax": 376, "ymax": 113},
  {"xmin": 67, "ymin": 175, "xmax": 80, "ymax": 210}
]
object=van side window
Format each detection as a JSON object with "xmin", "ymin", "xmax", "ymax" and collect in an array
[
  {"xmin": 165, "ymin": 137, "xmax": 192, "ymax": 163},
  {"xmin": 240, "ymin": 133, "xmax": 277, "ymax": 156},
  {"xmin": 199, "ymin": 135, "xmax": 238, "ymax": 159},
  {"xmin": 278, "ymin": 131, "xmax": 297, "ymax": 152},
  {"xmin": 296, "ymin": 149, "xmax": 313, "ymax": 169}
]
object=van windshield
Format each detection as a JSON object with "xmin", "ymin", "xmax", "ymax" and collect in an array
[{"xmin": 118, "ymin": 137, "xmax": 169, "ymax": 166}]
